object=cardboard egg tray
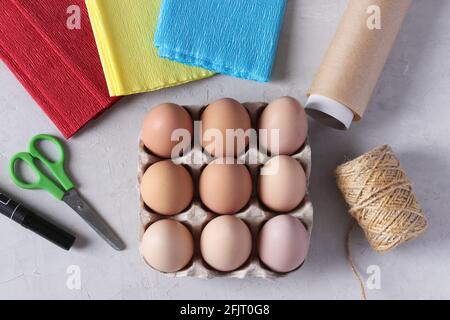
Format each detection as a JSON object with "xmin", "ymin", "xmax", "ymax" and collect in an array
[{"xmin": 138, "ymin": 102, "xmax": 313, "ymax": 279}]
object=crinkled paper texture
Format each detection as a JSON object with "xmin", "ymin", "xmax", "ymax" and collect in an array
[
  {"xmin": 155, "ymin": 0, "xmax": 287, "ymax": 83},
  {"xmin": 0, "ymin": 0, "xmax": 118, "ymax": 138},
  {"xmin": 85, "ymin": 0, "xmax": 214, "ymax": 96}
]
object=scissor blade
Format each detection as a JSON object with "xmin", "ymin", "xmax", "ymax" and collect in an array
[{"xmin": 63, "ymin": 189, "xmax": 125, "ymax": 251}]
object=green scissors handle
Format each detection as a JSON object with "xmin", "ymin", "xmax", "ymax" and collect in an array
[{"xmin": 9, "ymin": 134, "xmax": 75, "ymax": 200}]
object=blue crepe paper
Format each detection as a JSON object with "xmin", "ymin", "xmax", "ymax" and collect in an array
[{"xmin": 154, "ymin": 0, "xmax": 287, "ymax": 82}]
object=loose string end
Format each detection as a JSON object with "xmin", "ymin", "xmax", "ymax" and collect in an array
[{"xmin": 346, "ymin": 221, "xmax": 368, "ymax": 300}]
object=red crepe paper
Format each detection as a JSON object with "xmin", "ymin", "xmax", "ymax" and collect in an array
[{"xmin": 0, "ymin": 0, "xmax": 119, "ymax": 138}]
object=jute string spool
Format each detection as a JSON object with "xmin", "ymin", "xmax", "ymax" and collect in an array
[
  {"xmin": 336, "ymin": 145, "xmax": 427, "ymax": 299},
  {"xmin": 336, "ymin": 145, "xmax": 427, "ymax": 252}
]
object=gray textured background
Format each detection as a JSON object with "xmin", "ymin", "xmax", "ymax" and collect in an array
[{"xmin": 1, "ymin": 0, "xmax": 449, "ymax": 299}]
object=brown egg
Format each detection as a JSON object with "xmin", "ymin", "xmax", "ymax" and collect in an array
[
  {"xmin": 258, "ymin": 156, "xmax": 307, "ymax": 213},
  {"xmin": 141, "ymin": 219, "xmax": 194, "ymax": 273},
  {"xmin": 201, "ymin": 98, "xmax": 251, "ymax": 157},
  {"xmin": 259, "ymin": 96, "xmax": 308, "ymax": 155},
  {"xmin": 199, "ymin": 158, "xmax": 252, "ymax": 215},
  {"xmin": 141, "ymin": 103, "xmax": 193, "ymax": 158},
  {"xmin": 200, "ymin": 216, "xmax": 252, "ymax": 272},
  {"xmin": 140, "ymin": 160, "xmax": 193, "ymax": 215}
]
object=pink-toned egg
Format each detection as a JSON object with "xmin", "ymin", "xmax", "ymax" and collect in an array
[
  {"xmin": 258, "ymin": 215, "xmax": 309, "ymax": 273},
  {"xmin": 259, "ymin": 96, "xmax": 308, "ymax": 155}
]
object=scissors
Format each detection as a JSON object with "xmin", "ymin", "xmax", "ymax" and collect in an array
[{"xmin": 9, "ymin": 134, "xmax": 125, "ymax": 251}]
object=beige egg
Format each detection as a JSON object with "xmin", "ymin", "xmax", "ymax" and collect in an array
[
  {"xmin": 200, "ymin": 216, "xmax": 252, "ymax": 272},
  {"xmin": 140, "ymin": 160, "xmax": 193, "ymax": 215},
  {"xmin": 199, "ymin": 158, "xmax": 252, "ymax": 215},
  {"xmin": 259, "ymin": 96, "xmax": 308, "ymax": 155},
  {"xmin": 201, "ymin": 98, "xmax": 252, "ymax": 157},
  {"xmin": 258, "ymin": 156, "xmax": 307, "ymax": 213},
  {"xmin": 141, "ymin": 219, "xmax": 194, "ymax": 273},
  {"xmin": 141, "ymin": 103, "xmax": 193, "ymax": 158}
]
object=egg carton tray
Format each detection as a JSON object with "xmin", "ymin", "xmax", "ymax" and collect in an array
[{"xmin": 138, "ymin": 102, "xmax": 313, "ymax": 279}]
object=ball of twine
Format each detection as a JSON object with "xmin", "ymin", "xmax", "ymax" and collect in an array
[{"xmin": 336, "ymin": 145, "xmax": 427, "ymax": 252}]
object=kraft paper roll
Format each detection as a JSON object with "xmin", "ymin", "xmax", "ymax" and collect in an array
[{"xmin": 306, "ymin": 0, "xmax": 412, "ymax": 130}]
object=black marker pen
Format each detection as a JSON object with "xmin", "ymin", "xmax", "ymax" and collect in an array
[{"xmin": 0, "ymin": 191, "xmax": 75, "ymax": 250}]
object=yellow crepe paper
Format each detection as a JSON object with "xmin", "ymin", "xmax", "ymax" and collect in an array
[{"xmin": 85, "ymin": 0, "xmax": 214, "ymax": 96}]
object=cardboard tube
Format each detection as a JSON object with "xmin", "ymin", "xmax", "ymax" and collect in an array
[{"xmin": 306, "ymin": 0, "xmax": 412, "ymax": 129}]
